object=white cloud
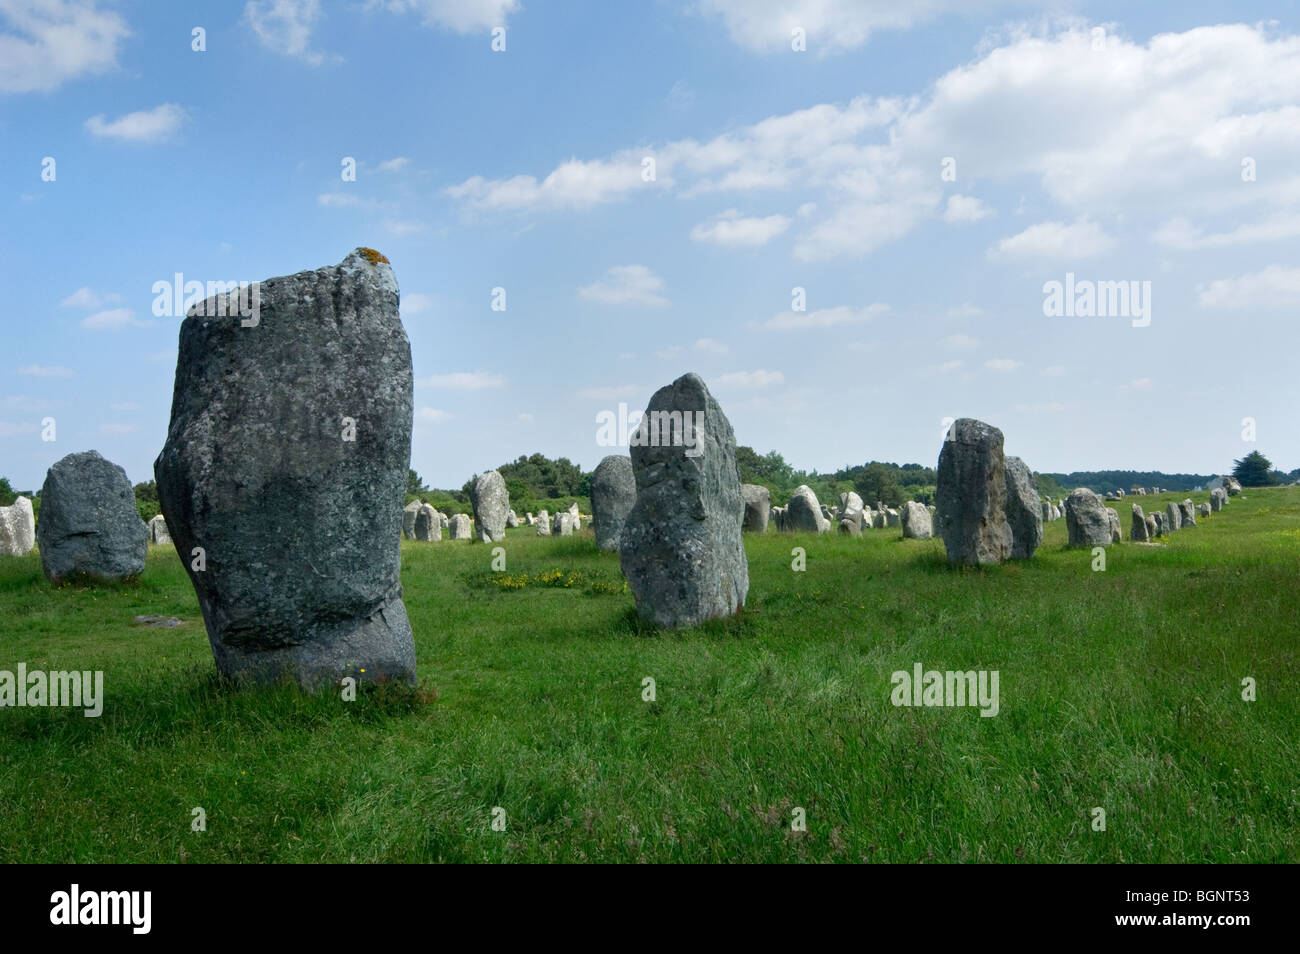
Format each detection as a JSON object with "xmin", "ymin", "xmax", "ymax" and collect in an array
[
  {"xmin": 244, "ymin": 0, "xmax": 328, "ymax": 63},
  {"xmin": 0, "ymin": 421, "xmax": 37, "ymax": 437},
  {"xmin": 1120, "ymin": 377, "xmax": 1154, "ymax": 392},
  {"xmin": 383, "ymin": 218, "xmax": 426, "ymax": 236},
  {"xmin": 376, "ymin": 156, "xmax": 411, "ymax": 173},
  {"xmin": 1154, "ymin": 213, "xmax": 1300, "ymax": 250},
  {"xmin": 715, "ymin": 369, "xmax": 784, "ymax": 389},
  {"xmin": 578, "ymin": 265, "xmax": 669, "ymax": 307},
  {"xmin": 576, "ymin": 385, "xmax": 642, "ymax": 400},
  {"xmin": 17, "ymin": 364, "xmax": 74, "ymax": 377},
  {"xmin": 416, "ymin": 407, "xmax": 451, "ymax": 422},
  {"xmin": 756, "ymin": 303, "xmax": 888, "ymax": 331},
  {"xmin": 85, "ymin": 104, "xmax": 187, "ymax": 143},
  {"xmin": 447, "ymin": 154, "xmax": 654, "ymax": 212},
  {"xmin": 1041, "ymin": 364, "xmax": 1066, "ymax": 377},
  {"xmin": 942, "ymin": 194, "xmax": 993, "ymax": 224},
  {"xmin": 984, "ymin": 358, "xmax": 1022, "ymax": 372},
  {"xmin": 947, "ymin": 302, "xmax": 983, "ymax": 318},
  {"xmin": 693, "ymin": 338, "xmax": 729, "ymax": 355},
  {"xmin": 374, "ymin": 0, "xmax": 518, "ymax": 33},
  {"xmin": 1197, "ymin": 265, "xmax": 1300, "ymax": 309},
  {"xmin": 987, "ymin": 218, "xmax": 1114, "ymax": 262},
  {"xmin": 317, "ymin": 192, "xmax": 385, "ymax": 210},
  {"xmin": 60, "ymin": 287, "xmax": 117, "ymax": 308},
  {"xmin": 517, "ymin": 412, "xmax": 534, "ymax": 423},
  {"xmin": 937, "ymin": 360, "xmax": 964, "ymax": 374},
  {"xmin": 81, "ymin": 307, "xmax": 141, "ymax": 330},
  {"xmin": 419, "ymin": 371, "xmax": 506, "ymax": 389},
  {"xmin": 0, "ymin": 0, "xmax": 129, "ymax": 94},
  {"xmin": 401, "ymin": 293, "xmax": 436, "ymax": 315},
  {"xmin": 690, "ymin": 209, "xmax": 791, "ymax": 247},
  {"xmin": 941, "ymin": 333, "xmax": 978, "ymax": 351}
]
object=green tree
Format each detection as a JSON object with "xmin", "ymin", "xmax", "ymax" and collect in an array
[
  {"xmin": 0, "ymin": 477, "xmax": 15, "ymax": 507},
  {"xmin": 407, "ymin": 468, "xmax": 428, "ymax": 498},
  {"xmin": 1232, "ymin": 450, "xmax": 1278, "ymax": 487}
]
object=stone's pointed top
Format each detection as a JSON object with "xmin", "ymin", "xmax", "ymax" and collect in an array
[
  {"xmin": 339, "ymin": 247, "xmax": 398, "ymax": 296},
  {"xmin": 347, "ymin": 247, "xmax": 390, "ymax": 267}
]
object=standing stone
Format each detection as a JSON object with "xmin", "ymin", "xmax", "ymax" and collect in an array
[
  {"xmin": 935, "ymin": 418, "xmax": 1013, "ymax": 564},
  {"xmin": 536, "ymin": 509, "xmax": 551, "ymax": 535},
  {"xmin": 0, "ymin": 496, "xmax": 36, "ymax": 557},
  {"xmin": 1106, "ymin": 507, "xmax": 1122, "ymax": 543},
  {"xmin": 439, "ymin": 512, "xmax": 449, "ymax": 529},
  {"xmin": 1210, "ymin": 489, "xmax": 1224, "ymax": 512},
  {"xmin": 1145, "ymin": 513, "xmax": 1158, "ymax": 540},
  {"xmin": 591, "ymin": 455, "xmax": 637, "ymax": 551},
  {"xmin": 469, "ymin": 470, "xmax": 510, "ymax": 543},
  {"xmin": 1003, "ymin": 455, "xmax": 1042, "ymax": 559},
  {"xmin": 448, "ymin": 513, "xmax": 472, "ymax": 540},
  {"xmin": 786, "ymin": 485, "xmax": 829, "ymax": 533},
  {"xmin": 1198, "ymin": 502, "xmax": 1211, "ymax": 518},
  {"xmin": 413, "ymin": 504, "xmax": 440, "ymax": 542},
  {"xmin": 403, "ymin": 499, "xmax": 422, "ymax": 539},
  {"xmin": 1225, "ymin": 477, "xmax": 1242, "ymax": 496},
  {"xmin": 740, "ymin": 483, "xmax": 771, "ymax": 534},
  {"xmin": 148, "ymin": 513, "xmax": 172, "ymax": 545},
  {"xmin": 837, "ymin": 517, "xmax": 861, "ymax": 536},
  {"xmin": 552, "ymin": 511, "xmax": 577, "ymax": 536},
  {"xmin": 840, "ymin": 491, "xmax": 864, "ymax": 515},
  {"xmin": 525, "ymin": 512, "xmax": 535, "ymax": 526},
  {"xmin": 619, "ymin": 373, "xmax": 748, "ymax": 628},
  {"xmin": 506, "ymin": 510, "xmax": 519, "ymax": 528},
  {"xmin": 1151, "ymin": 510, "xmax": 1165, "ymax": 537},
  {"xmin": 770, "ymin": 506, "xmax": 786, "ymax": 532},
  {"xmin": 1166, "ymin": 502, "xmax": 1182, "ymax": 532},
  {"xmin": 154, "ymin": 248, "xmax": 415, "ymax": 689},
  {"xmin": 1041, "ymin": 500, "xmax": 1051, "ymax": 523},
  {"xmin": 38, "ymin": 451, "xmax": 147, "ymax": 583},
  {"xmin": 1131, "ymin": 504, "xmax": 1149, "ymax": 542},
  {"xmin": 1179, "ymin": 499, "xmax": 1196, "ymax": 528},
  {"xmin": 901, "ymin": 501, "xmax": 932, "ymax": 539},
  {"xmin": 885, "ymin": 508, "xmax": 901, "ymax": 528},
  {"xmin": 1064, "ymin": 487, "xmax": 1111, "ymax": 547}
]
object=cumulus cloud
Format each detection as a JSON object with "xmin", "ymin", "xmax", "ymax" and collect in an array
[
  {"xmin": 416, "ymin": 407, "xmax": 451, "ymax": 422},
  {"xmin": 81, "ymin": 307, "xmax": 142, "ymax": 330},
  {"xmin": 987, "ymin": 218, "xmax": 1114, "ymax": 262},
  {"xmin": 0, "ymin": 0, "xmax": 129, "ymax": 94},
  {"xmin": 1197, "ymin": 265, "xmax": 1300, "ymax": 309},
  {"xmin": 85, "ymin": 104, "xmax": 187, "ymax": 143},
  {"xmin": 376, "ymin": 157, "xmax": 411, "ymax": 173},
  {"xmin": 578, "ymin": 265, "xmax": 669, "ymax": 307},
  {"xmin": 244, "ymin": 0, "xmax": 328, "ymax": 63},
  {"xmin": 984, "ymin": 358, "xmax": 1022, "ymax": 372},
  {"xmin": 943, "ymin": 194, "xmax": 993, "ymax": 223},
  {"xmin": 756, "ymin": 303, "xmax": 889, "ymax": 331},
  {"xmin": 373, "ymin": 0, "xmax": 518, "ymax": 33},
  {"xmin": 690, "ymin": 209, "xmax": 792, "ymax": 247},
  {"xmin": 419, "ymin": 371, "xmax": 506, "ymax": 389}
]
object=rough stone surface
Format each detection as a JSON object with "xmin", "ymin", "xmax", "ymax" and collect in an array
[
  {"xmin": 38, "ymin": 451, "xmax": 147, "ymax": 583},
  {"xmin": 1131, "ymin": 504, "xmax": 1149, "ymax": 542},
  {"xmin": 935, "ymin": 418, "xmax": 1013, "ymax": 564},
  {"xmin": 1003, "ymin": 455, "xmax": 1043, "ymax": 559},
  {"xmin": 740, "ymin": 483, "xmax": 771, "ymax": 534},
  {"xmin": 413, "ymin": 504, "xmax": 440, "ymax": 542},
  {"xmin": 506, "ymin": 510, "xmax": 519, "ymax": 528},
  {"xmin": 1065, "ymin": 487, "xmax": 1111, "ymax": 547},
  {"xmin": 837, "ymin": 517, "xmax": 861, "ymax": 536},
  {"xmin": 154, "ymin": 249, "xmax": 416, "ymax": 689},
  {"xmin": 619, "ymin": 373, "xmax": 748, "ymax": 629},
  {"xmin": 786, "ymin": 485, "xmax": 829, "ymax": 533},
  {"xmin": 469, "ymin": 470, "xmax": 510, "ymax": 543},
  {"xmin": 840, "ymin": 491, "xmax": 864, "ymax": 515},
  {"xmin": 403, "ymin": 500, "xmax": 422, "ymax": 539},
  {"xmin": 148, "ymin": 513, "xmax": 172, "ymax": 545},
  {"xmin": 1179, "ymin": 499, "xmax": 1196, "ymax": 528},
  {"xmin": 1145, "ymin": 513, "xmax": 1158, "ymax": 539},
  {"xmin": 0, "ymin": 496, "xmax": 36, "ymax": 557},
  {"xmin": 536, "ymin": 509, "xmax": 551, "ymax": 535},
  {"xmin": 901, "ymin": 501, "xmax": 932, "ymax": 539},
  {"xmin": 1198, "ymin": 502, "xmax": 1211, "ymax": 518},
  {"xmin": 1106, "ymin": 507, "xmax": 1122, "ymax": 543},
  {"xmin": 448, "ymin": 513, "xmax": 472, "ymax": 540},
  {"xmin": 1166, "ymin": 502, "xmax": 1182, "ymax": 532},
  {"xmin": 552, "ymin": 511, "xmax": 577, "ymax": 536},
  {"xmin": 591, "ymin": 455, "xmax": 637, "ymax": 551}
]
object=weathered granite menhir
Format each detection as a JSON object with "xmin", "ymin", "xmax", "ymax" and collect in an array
[{"xmin": 155, "ymin": 248, "xmax": 416, "ymax": 690}]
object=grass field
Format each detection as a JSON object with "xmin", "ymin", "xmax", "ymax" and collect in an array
[{"xmin": 1, "ymin": 486, "xmax": 1296, "ymax": 863}]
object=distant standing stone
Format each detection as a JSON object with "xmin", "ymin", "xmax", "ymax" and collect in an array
[
  {"xmin": 552, "ymin": 511, "xmax": 578, "ymax": 536},
  {"xmin": 1003, "ymin": 455, "xmax": 1042, "ymax": 559},
  {"xmin": 536, "ymin": 509, "xmax": 551, "ymax": 535},
  {"xmin": 148, "ymin": 513, "xmax": 172, "ymax": 545},
  {"xmin": 901, "ymin": 501, "xmax": 932, "ymax": 539},
  {"xmin": 1179, "ymin": 499, "xmax": 1196, "ymax": 528},
  {"xmin": 1106, "ymin": 507, "xmax": 1122, "ymax": 543},
  {"xmin": 403, "ymin": 499, "xmax": 422, "ymax": 539},
  {"xmin": 469, "ymin": 470, "xmax": 510, "ymax": 543},
  {"xmin": 741, "ymin": 483, "xmax": 771, "ymax": 534},
  {"xmin": 1130, "ymin": 503, "xmax": 1148, "ymax": 542},
  {"xmin": 786, "ymin": 485, "xmax": 829, "ymax": 533},
  {"xmin": 0, "ymin": 496, "xmax": 36, "ymax": 557},
  {"xmin": 413, "ymin": 504, "xmax": 440, "ymax": 542},
  {"xmin": 1145, "ymin": 513, "xmax": 1158, "ymax": 540},
  {"xmin": 1065, "ymin": 487, "xmax": 1111, "ymax": 547},
  {"xmin": 506, "ymin": 510, "xmax": 519, "ymax": 528},
  {"xmin": 591, "ymin": 455, "xmax": 637, "ymax": 551},
  {"xmin": 38, "ymin": 450, "xmax": 147, "ymax": 583},
  {"xmin": 935, "ymin": 418, "xmax": 1013, "ymax": 564},
  {"xmin": 619, "ymin": 373, "xmax": 748, "ymax": 628},
  {"xmin": 448, "ymin": 513, "xmax": 472, "ymax": 540},
  {"xmin": 1166, "ymin": 502, "xmax": 1182, "ymax": 532}
]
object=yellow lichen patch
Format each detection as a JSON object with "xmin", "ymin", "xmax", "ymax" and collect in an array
[{"xmin": 359, "ymin": 247, "xmax": 389, "ymax": 265}]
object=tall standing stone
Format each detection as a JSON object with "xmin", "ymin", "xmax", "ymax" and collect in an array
[
  {"xmin": 741, "ymin": 484, "xmax": 771, "ymax": 534},
  {"xmin": 448, "ymin": 513, "xmax": 472, "ymax": 539},
  {"xmin": 619, "ymin": 373, "xmax": 748, "ymax": 628},
  {"xmin": 901, "ymin": 501, "xmax": 932, "ymax": 539},
  {"xmin": 0, "ymin": 496, "xmax": 36, "ymax": 557},
  {"xmin": 591, "ymin": 455, "xmax": 637, "ymax": 551},
  {"xmin": 935, "ymin": 418, "xmax": 1013, "ymax": 564},
  {"xmin": 403, "ymin": 499, "xmax": 422, "ymax": 539},
  {"xmin": 38, "ymin": 451, "xmax": 147, "ymax": 583},
  {"xmin": 536, "ymin": 509, "xmax": 551, "ymax": 535},
  {"xmin": 1166, "ymin": 502, "xmax": 1182, "ymax": 532},
  {"xmin": 1106, "ymin": 507, "xmax": 1122, "ymax": 543},
  {"xmin": 1179, "ymin": 499, "xmax": 1196, "ymax": 528},
  {"xmin": 1064, "ymin": 488, "xmax": 1111, "ymax": 547},
  {"xmin": 470, "ymin": 470, "xmax": 510, "ymax": 543},
  {"xmin": 1131, "ymin": 503, "xmax": 1149, "ymax": 542},
  {"xmin": 413, "ymin": 504, "xmax": 440, "ymax": 542},
  {"xmin": 154, "ymin": 248, "xmax": 416, "ymax": 690},
  {"xmin": 786, "ymin": 485, "xmax": 829, "ymax": 533},
  {"xmin": 1003, "ymin": 455, "xmax": 1042, "ymax": 559}
]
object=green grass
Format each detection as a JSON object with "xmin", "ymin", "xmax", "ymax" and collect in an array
[{"xmin": 1, "ymin": 487, "xmax": 1296, "ymax": 863}]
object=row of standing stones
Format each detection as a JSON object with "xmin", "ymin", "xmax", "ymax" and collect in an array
[{"xmin": 3, "ymin": 252, "xmax": 1246, "ymax": 689}]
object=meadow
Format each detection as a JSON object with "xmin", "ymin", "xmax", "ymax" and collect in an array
[{"xmin": 1, "ymin": 487, "xmax": 1296, "ymax": 863}]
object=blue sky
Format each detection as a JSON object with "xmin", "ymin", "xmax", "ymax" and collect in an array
[{"xmin": 3, "ymin": 0, "xmax": 1298, "ymax": 492}]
